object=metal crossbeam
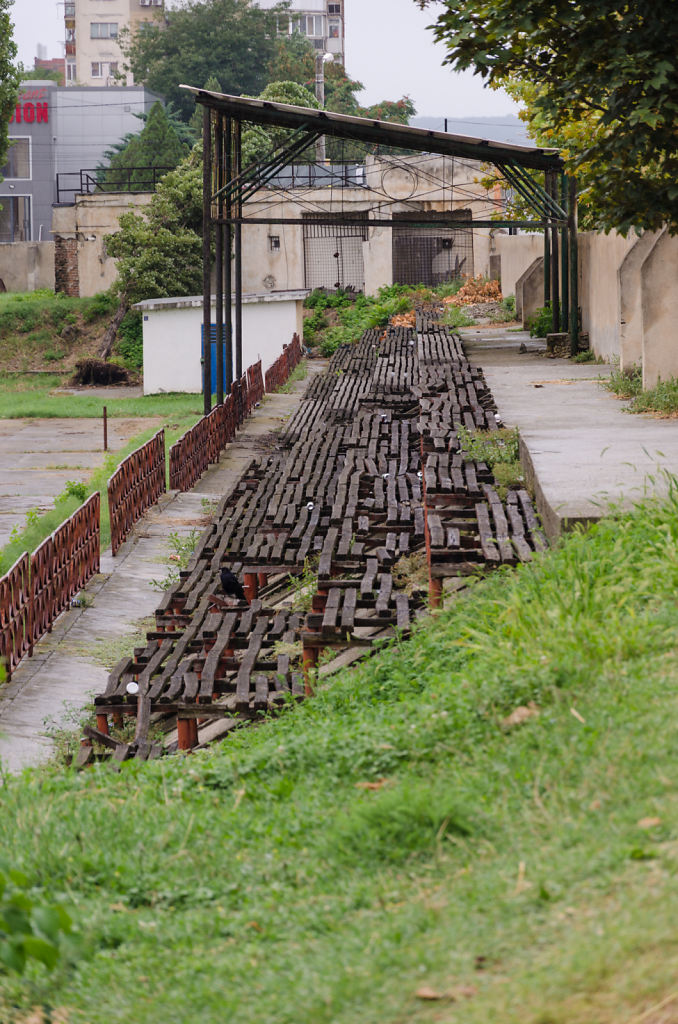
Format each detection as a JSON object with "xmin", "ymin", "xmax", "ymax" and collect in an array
[{"xmin": 212, "ymin": 126, "xmax": 322, "ymax": 206}]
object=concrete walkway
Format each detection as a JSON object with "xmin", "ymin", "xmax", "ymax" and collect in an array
[
  {"xmin": 0, "ymin": 365, "xmax": 325, "ymax": 773},
  {"xmin": 464, "ymin": 328, "xmax": 678, "ymax": 539},
  {"xmin": 0, "ymin": 411, "xmax": 159, "ymax": 548}
]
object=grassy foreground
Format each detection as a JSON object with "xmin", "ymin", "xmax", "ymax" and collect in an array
[{"xmin": 1, "ymin": 491, "xmax": 677, "ymax": 1020}]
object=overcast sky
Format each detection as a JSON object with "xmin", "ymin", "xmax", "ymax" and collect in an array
[{"xmin": 10, "ymin": 0, "xmax": 519, "ymax": 118}]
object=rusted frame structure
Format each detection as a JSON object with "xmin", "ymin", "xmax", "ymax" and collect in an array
[{"xmin": 182, "ymin": 85, "xmax": 578, "ymax": 413}]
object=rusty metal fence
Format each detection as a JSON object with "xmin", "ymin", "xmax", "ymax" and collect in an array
[
  {"xmin": 264, "ymin": 334, "xmax": 302, "ymax": 393},
  {"xmin": 0, "ymin": 494, "xmax": 100, "ymax": 680},
  {"xmin": 0, "ymin": 553, "xmax": 31, "ymax": 678},
  {"xmin": 108, "ymin": 431, "xmax": 166, "ymax": 556},
  {"xmin": 169, "ymin": 358, "xmax": 263, "ymax": 492}
]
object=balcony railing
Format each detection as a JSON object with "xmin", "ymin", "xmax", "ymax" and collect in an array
[{"xmin": 55, "ymin": 166, "xmax": 173, "ymax": 204}]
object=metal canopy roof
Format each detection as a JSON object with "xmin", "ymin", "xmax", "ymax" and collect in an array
[{"xmin": 180, "ymin": 85, "xmax": 563, "ymax": 172}]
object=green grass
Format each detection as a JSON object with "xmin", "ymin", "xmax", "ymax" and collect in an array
[
  {"xmin": 0, "ymin": 375, "xmax": 202, "ymax": 420},
  {"xmin": 1, "ymin": 489, "xmax": 678, "ymax": 1021},
  {"xmin": 627, "ymin": 377, "xmax": 678, "ymax": 416},
  {"xmin": 303, "ymin": 284, "xmax": 473, "ymax": 356},
  {"xmin": 278, "ymin": 360, "xmax": 309, "ymax": 393},
  {"xmin": 601, "ymin": 363, "xmax": 643, "ymax": 401}
]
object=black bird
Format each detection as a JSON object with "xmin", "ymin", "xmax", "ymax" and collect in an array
[{"xmin": 220, "ymin": 568, "xmax": 246, "ymax": 603}]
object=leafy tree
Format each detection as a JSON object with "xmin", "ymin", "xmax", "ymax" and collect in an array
[
  {"xmin": 101, "ymin": 146, "xmax": 203, "ymax": 355},
  {"xmin": 101, "ymin": 100, "xmax": 189, "ymax": 191},
  {"xmin": 120, "ymin": 0, "xmax": 284, "ymax": 121},
  {"xmin": 18, "ymin": 64, "xmax": 63, "ymax": 84},
  {"xmin": 0, "ymin": 3, "xmax": 20, "ymax": 178},
  {"xmin": 415, "ymin": 0, "xmax": 678, "ymax": 233}
]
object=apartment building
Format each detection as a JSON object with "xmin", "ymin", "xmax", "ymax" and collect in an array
[
  {"xmin": 255, "ymin": 0, "xmax": 344, "ymax": 64},
  {"xmin": 65, "ymin": 0, "xmax": 163, "ymax": 87},
  {"xmin": 1, "ymin": 80, "xmax": 160, "ymax": 242}
]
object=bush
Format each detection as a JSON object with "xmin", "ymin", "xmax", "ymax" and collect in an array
[
  {"xmin": 115, "ymin": 309, "xmax": 144, "ymax": 370},
  {"xmin": 602, "ymin": 363, "xmax": 643, "ymax": 400},
  {"xmin": 526, "ymin": 303, "xmax": 553, "ymax": 338},
  {"xmin": 83, "ymin": 291, "xmax": 118, "ymax": 323}
]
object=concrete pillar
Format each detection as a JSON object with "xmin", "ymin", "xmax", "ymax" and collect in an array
[
  {"xmin": 641, "ymin": 230, "xmax": 678, "ymax": 389},
  {"xmin": 618, "ymin": 229, "xmax": 663, "ymax": 372}
]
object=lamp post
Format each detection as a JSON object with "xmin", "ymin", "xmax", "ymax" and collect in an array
[{"xmin": 314, "ymin": 51, "xmax": 333, "ymax": 164}]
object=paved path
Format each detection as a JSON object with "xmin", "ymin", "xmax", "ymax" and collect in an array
[
  {"xmin": 0, "ymin": 414, "xmax": 160, "ymax": 548},
  {"xmin": 464, "ymin": 328, "xmax": 678, "ymax": 539},
  {"xmin": 0, "ymin": 365, "xmax": 325, "ymax": 773}
]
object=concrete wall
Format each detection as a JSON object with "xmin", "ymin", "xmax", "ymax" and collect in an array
[
  {"xmin": 618, "ymin": 229, "xmax": 662, "ymax": 372},
  {"xmin": 52, "ymin": 192, "xmax": 152, "ymax": 297},
  {"xmin": 641, "ymin": 230, "xmax": 678, "ymax": 389},
  {"xmin": 515, "ymin": 257, "xmax": 544, "ymax": 324},
  {"xmin": 137, "ymin": 292, "xmax": 307, "ymax": 395},
  {"xmin": 0, "ymin": 242, "xmax": 54, "ymax": 292},
  {"xmin": 495, "ymin": 233, "xmax": 544, "ymax": 297},
  {"xmin": 578, "ymin": 231, "xmax": 636, "ymax": 362}
]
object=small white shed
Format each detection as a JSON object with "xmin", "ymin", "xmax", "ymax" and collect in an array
[{"xmin": 136, "ymin": 290, "xmax": 308, "ymax": 395}]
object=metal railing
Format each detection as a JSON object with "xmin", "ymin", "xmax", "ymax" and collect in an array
[
  {"xmin": 168, "ymin": 360, "xmax": 264, "ymax": 493},
  {"xmin": 108, "ymin": 431, "xmax": 166, "ymax": 556},
  {"xmin": 265, "ymin": 334, "xmax": 302, "ymax": 393},
  {"xmin": 0, "ymin": 495, "xmax": 100, "ymax": 680},
  {"xmin": 55, "ymin": 166, "xmax": 173, "ymax": 205}
]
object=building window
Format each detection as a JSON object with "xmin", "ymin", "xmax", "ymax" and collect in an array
[
  {"xmin": 329, "ymin": 20, "xmax": 340, "ymax": 38},
  {"xmin": 0, "ymin": 196, "xmax": 31, "ymax": 243},
  {"xmin": 91, "ymin": 61, "xmax": 103, "ymax": 77},
  {"xmin": 269, "ymin": 235, "xmax": 280, "ymax": 252},
  {"xmin": 1, "ymin": 138, "xmax": 30, "ymax": 179},
  {"xmin": 64, "ymin": 1, "xmax": 75, "ymax": 14},
  {"xmin": 66, "ymin": 62, "xmax": 76, "ymax": 82},
  {"xmin": 306, "ymin": 14, "xmax": 324, "ymax": 36},
  {"xmin": 328, "ymin": 3, "xmax": 341, "ymax": 13},
  {"xmin": 90, "ymin": 22, "xmax": 118, "ymax": 38}
]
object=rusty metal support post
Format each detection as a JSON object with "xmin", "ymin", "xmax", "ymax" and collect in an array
[
  {"xmin": 96, "ymin": 713, "xmax": 109, "ymax": 735},
  {"xmin": 234, "ymin": 119, "xmax": 243, "ymax": 380},
  {"xmin": 225, "ymin": 116, "xmax": 233, "ymax": 391},
  {"xmin": 257, "ymin": 572, "xmax": 267, "ymax": 590},
  {"xmin": 243, "ymin": 572, "xmax": 258, "ymax": 604},
  {"xmin": 215, "ymin": 114, "xmax": 224, "ymax": 406},
  {"xmin": 568, "ymin": 175, "xmax": 580, "ymax": 356},
  {"xmin": 202, "ymin": 105, "xmax": 213, "ymax": 415},
  {"xmin": 177, "ymin": 718, "xmax": 193, "ymax": 750},
  {"xmin": 302, "ymin": 644, "xmax": 318, "ymax": 696},
  {"xmin": 429, "ymin": 576, "xmax": 443, "ymax": 609}
]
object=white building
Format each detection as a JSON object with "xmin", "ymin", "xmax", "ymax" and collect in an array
[
  {"xmin": 65, "ymin": 0, "xmax": 163, "ymax": 87},
  {"xmin": 254, "ymin": 0, "xmax": 344, "ymax": 63}
]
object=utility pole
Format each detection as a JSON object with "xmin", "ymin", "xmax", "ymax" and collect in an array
[{"xmin": 315, "ymin": 51, "xmax": 333, "ymax": 164}]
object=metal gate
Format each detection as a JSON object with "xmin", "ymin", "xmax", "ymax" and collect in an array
[
  {"xmin": 303, "ymin": 214, "xmax": 368, "ymax": 291},
  {"xmin": 392, "ymin": 210, "xmax": 474, "ymax": 287}
]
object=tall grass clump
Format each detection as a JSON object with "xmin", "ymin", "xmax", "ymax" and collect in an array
[
  {"xmin": 602, "ymin": 362, "xmax": 643, "ymax": 400},
  {"xmin": 1, "ymin": 487, "xmax": 678, "ymax": 1021}
]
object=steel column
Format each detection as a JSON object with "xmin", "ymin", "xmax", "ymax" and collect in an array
[
  {"xmin": 215, "ymin": 114, "xmax": 224, "ymax": 405},
  {"xmin": 568, "ymin": 176, "xmax": 580, "ymax": 355},
  {"xmin": 225, "ymin": 116, "xmax": 233, "ymax": 390},
  {"xmin": 548, "ymin": 171, "xmax": 560, "ymax": 334},
  {"xmin": 560, "ymin": 173, "xmax": 569, "ymax": 334},
  {"xmin": 202, "ymin": 106, "xmax": 213, "ymax": 415},
  {"xmin": 234, "ymin": 119, "xmax": 243, "ymax": 380}
]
